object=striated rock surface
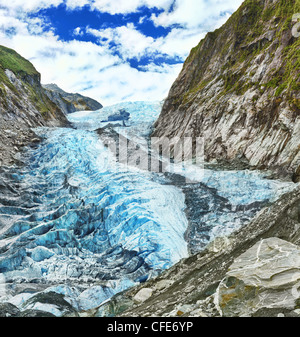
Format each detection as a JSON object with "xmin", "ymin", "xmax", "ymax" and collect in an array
[
  {"xmin": 43, "ymin": 83, "xmax": 103, "ymax": 114},
  {"xmin": 0, "ymin": 45, "xmax": 70, "ymax": 166},
  {"xmin": 218, "ymin": 237, "xmax": 300, "ymax": 317},
  {"xmin": 153, "ymin": 0, "xmax": 300, "ymax": 181}
]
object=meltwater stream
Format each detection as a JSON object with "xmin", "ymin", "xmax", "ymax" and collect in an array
[{"xmin": 0, "ymin": 101, "xmax": 295, "ymax": 315}]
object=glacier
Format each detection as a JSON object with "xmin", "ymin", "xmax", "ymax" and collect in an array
[{"xmin": 0, "ymin": 101, "xmax": 296, "ymax": 316}]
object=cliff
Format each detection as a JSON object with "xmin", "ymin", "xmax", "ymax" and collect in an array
[
  {"xmin": 0, "ymin": 45, "xmax": 70, "ymax": 166},
  {"xmin": 153, "ymin": 0, "xmax": 300, "ymax": 181},
  {"xmin": 43, "ymin": 83, "xmax": 103, "ymax": 114}
]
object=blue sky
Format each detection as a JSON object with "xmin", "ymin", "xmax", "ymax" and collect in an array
[{"xmin": 0, "ymin": 0, "xmax": 244, "ymax": 105}]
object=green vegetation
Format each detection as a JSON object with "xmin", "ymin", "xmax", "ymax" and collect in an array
[
  {"xmin": 275, "ymin": 38, "xmax": 300, "ymax": 95},
  {"xmin": 0, "ymin": 45, "xmax": 62, "ymax": 120},
  {"xmin": 0, "ymin": 45, "xmax": 40, "ymax": 95},
  {"xmin": 180, "ymin": 0, "xmax": 300, "ymax": 106},
  {"xmin": 0, "ymin": 67, "xmax": 15, "ymax": 93},
  {"xmin": 0, "ymin": 45, "xmax": 39, "ymax": 78},
  {"xmin": 230, "ymin": 0, "xmax": 264, "ymax": 43},
  {"xmin": 25, "ymin": 81, "xmax": 60, "ymax": 119},
  {"xmin": 224, "ymin": 0, "xmax": 300, "ymax": 97},
  {"xmin": 182, "ymin": 79, "xmax": 211, "ymax": 103}
]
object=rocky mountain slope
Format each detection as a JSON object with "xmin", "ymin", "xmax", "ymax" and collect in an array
[
  {"xmin": 43, "ymin": 83, "xmax": 103, "ymax": 114},
  {"xmin": 0, "ymin": 45, "xmax": 70, "ymax": 166},
  {"xmin": 153, "ymin": 0, "xmax": 300, "ymax": 182},
  {"xmin": 93, "ymin": 185, "xmax": 300, "ymax": 317}
]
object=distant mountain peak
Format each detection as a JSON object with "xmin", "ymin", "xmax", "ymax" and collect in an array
[{"xmin": 43, "ymin": 83, "xmax": 103, "ymax": 114}]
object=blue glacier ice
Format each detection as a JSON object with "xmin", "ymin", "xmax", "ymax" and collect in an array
[
  {"xmin": 0, "ymin": 100, "xmax": 296, "ymax": 314},
  {"xmin": 0, "ymin": 126, "xmax": 188, "ymax": 271},
  {"xmin": 68, "ymin": 101, "xmax": 162, "ymax": 136}
]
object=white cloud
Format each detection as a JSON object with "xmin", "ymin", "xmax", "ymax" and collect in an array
[
  {"xmin": 0, "ymin": 0, "xmax": 245, "ymax": 105},
  {"xmin": 0, "ymin": 0, "xmax": 174, "ymax": 14},
  {"xmin": 86, "ymin": 22, "xmax": 206, "ymax": 61},
  {"xmin": 151, "ymin": 0, "xmax": 243, "ymax": 29},
  {"xmin": 87, "ymin": 24, "xmax": 155, "ymax": 61},
  {"xmin": 0, "ymin": 13, "xmax": 180, "ymax": 105},
  {"xmin": 0, "ymin": 0, "xmax": 63, "ymax": 13},
  {"xmin": 88, "ymin": 0, "xmax": 173, "ymax": 15},
  {"xmin": 73, "ymin": 27, "xmax": 84, "ymax": 36},
  {"xmin": 154, "ymin": 28, "xmax": 206, "ymax": 58},
  {"xmin": 78, "ymin": 62, "xmax": 183, "ymax": 104}
]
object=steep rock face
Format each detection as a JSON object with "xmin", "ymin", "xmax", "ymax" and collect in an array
[
  {"xmin": 0, "ymin": 45, "xmax": 70, "ymax": 166},
  {"xmin": 43, "ymin": 83, "xmax": 103, "ymax": 114},
  {"xmin": 153, "ymin": 0, "xmax": 300, "ymax": 181}
]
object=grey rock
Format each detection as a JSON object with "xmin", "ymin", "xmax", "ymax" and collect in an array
[
  {"xmin": 21, "ymin": 291, "xmax": 79, "ymax": 317},
  {"xmin": 43, "ymin": 83, "xmax": 103, "ymax": 114},
  {"xmin": 0, "ymin": 303, "xmax": 20, "ymax": 317},
  {"xmin": 133, "ymin": 288, "xmax": 153, "ymax": 303},
  {"xmin": 154, "ymin": 280, "xmax": 175, "ymax": 291},
  {"xmin": 102, "ymin": 109, "xmax": 130, "ymax": 123},
  {"xmin": 217, "ymin": 238, "xmax": 300, "ymax": 317},
  {"xmin": 18, "ymin": 309, "xmax": 56, "ymax": 317}
]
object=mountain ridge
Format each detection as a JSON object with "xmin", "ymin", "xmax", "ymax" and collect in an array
[{"xmin": 43, "ymin": 83, "xmax": 103, "ymax": 114}]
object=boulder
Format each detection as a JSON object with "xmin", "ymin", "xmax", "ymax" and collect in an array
[
  {"xmin": 0, "ymin": 303, "xmax": 20, "ymax": 317},
  {"xmin": 154, "ymin": 280, "xmax": 174, "ymax": 291},
  {"xmin": 217, "ymin": 238, "xmax": 300, "ymax": 317},
  {"xmin": 133, "ymin": 288, "xmax": 153, "ymax": 303}
]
